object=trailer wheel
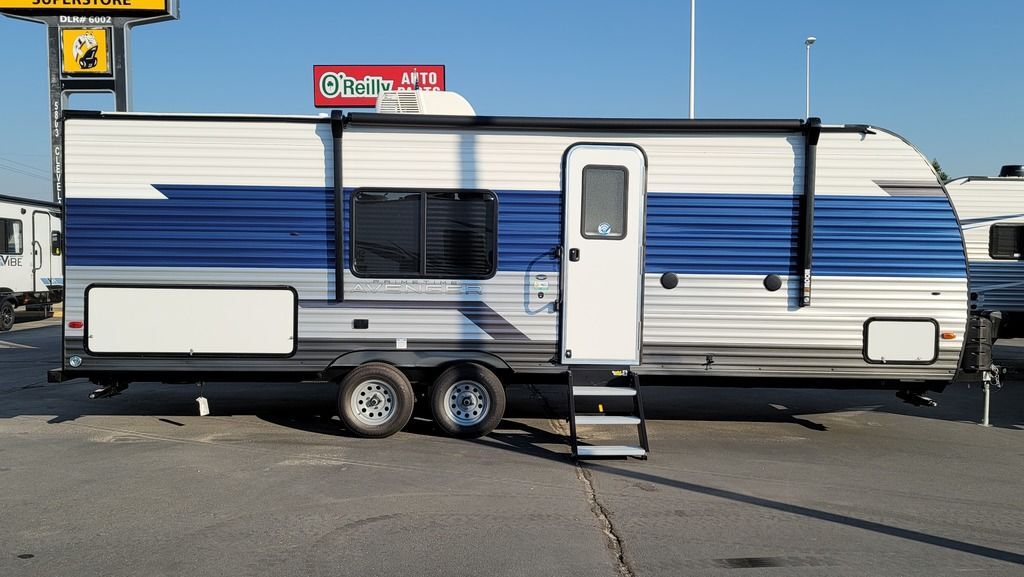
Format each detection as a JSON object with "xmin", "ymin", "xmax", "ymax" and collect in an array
[
  {"xmin": 337, "ymin": 363, "xmax": 415, "ymax": 438},
  {"xmin": 430, "ymin": 363, "xmax": 506, "ymax": 438},
  {"xmin": 0, "ymin": 301, "xmax": 14, "ymax": 332}
]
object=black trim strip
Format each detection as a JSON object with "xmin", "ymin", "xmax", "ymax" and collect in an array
[
  {"xmin": 0, "ymin": 194, "xmax": 60, "ymax": 210},
  {"xmin": 62, "ymin": 109, "xmax": 329, "ymax": 124},
  {"xmin": 347, "ymin": 114, "xmax": 807, "ymax": 132},
  {"xmin": 331, "ymin": 110, "xmax": 345, "ymax": 302},
  {"xmin": 299, "ymin": 298, "xmax": 529, "ymax": 341},
  {"xmin": 799, "ymin": 117, "xmax": 821, "ymax": 307},
  {"xmin": 62, "ymin": 109, "xmax": 883, "ymax": 136}
]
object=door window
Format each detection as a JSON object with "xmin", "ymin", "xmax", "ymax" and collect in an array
[
  {"xmin": 1, "ymin": 219, "xmax": 23, "ymax": 255},
  {"xmin": 581, "ymin": 165, "xmax": 627, "ymax": 239}
]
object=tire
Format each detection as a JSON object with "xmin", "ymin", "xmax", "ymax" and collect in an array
[
  {"xmin": 0, "ymin": 300, "xmax": 14, "ymax": 332},
  {"xmin": 430, "ymin": 363, "xmax": 506, "ymax": 438},
  {"xmin": 337, "ymin": 363, "xmax": 415, "ymax": 438}
]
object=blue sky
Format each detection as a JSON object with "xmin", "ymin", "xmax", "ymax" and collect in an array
[{"xmin": 2, "ymin": 0, "xmax": 1021, "ymax": 201}]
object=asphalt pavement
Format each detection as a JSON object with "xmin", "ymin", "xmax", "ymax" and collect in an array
[{"xmin": 1, "ymin": 319, "xmax": 1021, "ymax": 576}]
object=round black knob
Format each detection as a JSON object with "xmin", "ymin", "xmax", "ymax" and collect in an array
[
  {"xmin": 763, "ymin": 274, "xmax": 782, "ymax": 292},
  {"xmin": 660, "ymin": 272, "xmax": 678, "ymax": 289}
]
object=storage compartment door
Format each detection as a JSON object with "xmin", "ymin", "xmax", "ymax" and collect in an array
[{"xmin": 86, "ymin": 286, "xmax": 297, "ymax": 356}]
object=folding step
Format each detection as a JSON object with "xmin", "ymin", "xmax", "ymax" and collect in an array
[
  {"xmin": 572, "ymin": 386, "xmax": 636, "ymax": 397},
  {"xmin": 566, "ymin": 368, "xmax": 650, "ymax": 460},
  {"xmin": 576, "ymin": 445, "xmax": 647, "ymax": 458},
  {"xmin": 575, "ymin": 415, "xmax": 641, "ymax": 425}
]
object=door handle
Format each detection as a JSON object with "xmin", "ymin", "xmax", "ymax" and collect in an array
[
  {"xmin": 32, "ymin": 241, "xmax": 42, "ymax": 271},
  {"xmin": 569, "ymin": 248, "xmax": 580, "ymax": 262}
]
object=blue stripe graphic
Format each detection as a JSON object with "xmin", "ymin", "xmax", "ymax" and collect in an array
[{"xmin": 66, "ymin": 186, "xmax": 965, "ymax": 278}]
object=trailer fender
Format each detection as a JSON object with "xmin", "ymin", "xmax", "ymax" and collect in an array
[{"xmin": 327, "ymin": 350, "xmax": 513, "ymax": 376}]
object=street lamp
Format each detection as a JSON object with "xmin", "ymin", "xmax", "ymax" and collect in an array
[
  {"xmin": 689, "ymin": 0, "xmax": 696, "ymax": 119},
  {"xmin": 805, "ymin": 36, "xmax": 816, "ymax": 119}
]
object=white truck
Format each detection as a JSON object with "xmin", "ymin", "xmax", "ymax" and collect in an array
[{"xmin": 0, "ymin": 194, "xmax": 63, "ymax": 331}]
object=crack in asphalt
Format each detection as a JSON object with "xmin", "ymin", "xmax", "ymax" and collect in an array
[
  {"xmin": 524, "ymin": 384, "xmax": 635, "ymax": 577},
  {"xmin": 577, "ymin": 464, "xmax": 635, "ymax": 577}
]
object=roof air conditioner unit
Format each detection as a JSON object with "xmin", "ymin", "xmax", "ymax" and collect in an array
[{"xmin": 376, "ymin": 91, "xmax": 475, "ymax": 116}]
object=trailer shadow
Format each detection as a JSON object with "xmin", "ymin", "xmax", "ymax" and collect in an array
[
  {"xmin": 2, "ymin": 378, "xmax": 1020, "ymax": 432},
  {"xmin": 471, "ymin": 429, "xmax": 1024, "ymax": 568}
]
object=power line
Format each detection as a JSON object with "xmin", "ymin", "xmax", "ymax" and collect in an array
[
  {"xmin": 0, "ymin": 163, "xmax": 49, "ymax": 181},
  {"xmin": 0, "ymin": 155, "xmax": 49, "ymax": 177}
]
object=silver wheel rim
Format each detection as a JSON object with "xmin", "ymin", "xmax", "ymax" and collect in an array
[
  {"xmin": 443, "ymin": 380, "xmax": 491, "ymax": 427},
  {"xmin": 350, "ymin": 379, "xmax": 397, "ymax": 426}
]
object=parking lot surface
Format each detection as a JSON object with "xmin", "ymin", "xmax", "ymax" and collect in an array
[{"xmin": 2, "ymin": 320, "xmax": 1022, "ymax": 576}]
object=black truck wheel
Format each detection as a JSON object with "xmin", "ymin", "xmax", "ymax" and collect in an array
[
  {"xmin": 0, "ymin": 301, "xmax": 14, "ymax": 332},
  {"xmin": 337, "ymin": 363, "xmax": 415, "ymax": 438},
  {"xmin": 430, "ymin": 363, "xmax": 506, "ymax": 438}
]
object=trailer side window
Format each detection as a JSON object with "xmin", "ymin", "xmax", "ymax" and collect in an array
[
  {"xmin": 581, "ymin": 165, "xmax": 627, "ymax": 239},
  {"xmin": 352, "ymin": 191, "xmax": 423, "ymax": 276},
  {"xmin": 352, "ymin": 190, "xmax": 497, "ymax": 279},
  {"xmin": 989, "ymin": 223, "xmax": 1024, "ymax": 259},
  {"xmin": 1, "ymin": 219, "xmax": 23, "ymax": 255}
]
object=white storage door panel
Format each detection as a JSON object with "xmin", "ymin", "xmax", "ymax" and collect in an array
[
  {"xmin": 864, "ymin": 319, "xmax": 938, "ymax": 364},
  {"xmin": 86, "ymin": 286, "xmax": 296, "ymax": 355}
]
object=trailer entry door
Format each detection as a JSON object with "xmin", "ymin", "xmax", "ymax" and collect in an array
[
  {"xmin": 32, "ymin": 211, "xmax": 53, "ymax": 292},
  {"xmin": 561, "ymin": 144, "xmax": 646, "ymax": 365}
]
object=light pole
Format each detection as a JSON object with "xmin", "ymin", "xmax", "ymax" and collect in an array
[
  {"xmin": 689, "ymin": 0, "xmax": 696, "ymax": 119},
  {"xmin": 805, "ymin": 36, "xmax": 816, "ymax": 119}
]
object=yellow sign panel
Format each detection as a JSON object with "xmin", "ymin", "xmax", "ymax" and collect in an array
[
  {"xmin": 0, "ymin": 0, "xmax": 167, "ymax": 11},
  {"xmin": 61, "ymin": 27, "xmax": 110, "ymax": 75}
]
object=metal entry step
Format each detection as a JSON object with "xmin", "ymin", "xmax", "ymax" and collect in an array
[
  {"xmin": 572, "ymin": 386, "xmax": 637, "ymax": 397},
  {"xmin": 576, "ymin": 445, "xmax": 647, "ymax": 458},
  {"xmin": 567, "ymin": 369, "xmax": 649, "ymax": 460}
]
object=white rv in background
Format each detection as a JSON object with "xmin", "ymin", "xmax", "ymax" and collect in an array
[
  {"xmin": 0, "ymin": 194, "xmax": 63, "ymax": 331},
  {"xmin": 946, "ymin": 165, "xmax": 1024, "ymax": 337}
]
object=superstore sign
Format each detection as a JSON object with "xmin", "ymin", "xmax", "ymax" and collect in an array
[
  {"xmin": 314, "ymin": 65, "xmax": 445, "ymax": 108},
  {"xmin": 0, "ymin": 0, "xmax": 168, "ymax": 11}
]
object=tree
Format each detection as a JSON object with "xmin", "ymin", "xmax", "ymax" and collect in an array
[{"xmin": 932, "ymin": 158, "xmax": 949, "ymax": 183}]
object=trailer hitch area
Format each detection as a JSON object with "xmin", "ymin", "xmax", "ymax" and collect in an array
[
  {"xmin": 89, "ymin": 381, "xmax": 128, "ymax": 399},
  {"xmin": 896, "ymin": 389, "xmax": 937, "ymax": 408}
]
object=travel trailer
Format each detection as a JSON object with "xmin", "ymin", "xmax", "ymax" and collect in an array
[
  {"xmin": 0, "ymin": 194, "xmax": 62, "ymax": 331},
  {"xmin": 49, "ymin": 93, "xmax": 996, "ymax": 455},
  {"xmin": 946, "ymin": 165, "xmax": 1024, "ymax": 337}
]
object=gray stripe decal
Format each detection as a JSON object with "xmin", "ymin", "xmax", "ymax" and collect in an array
[
  {"xmin": 958, "ymin": 213, "xmax": 1024, "ymax": 227},
  {"xmin": 873, "ymin": 180, "xmax": 945, "ymax": 197},
  {"xmin": 299, "ymin": 299, "xmax": 530, "ymax": 341}
]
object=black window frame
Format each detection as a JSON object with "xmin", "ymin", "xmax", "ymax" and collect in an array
[
  {"xmin": 0, "ymin": 218, "xmax": 24, "ymax": 256},
  {"xmin": 989, "ymin": 223, "xmax": 1024, "ymax": 260},
  {"xmin": 580, "ymin": 164, "xmax": 629, "ymax": 240},
  {"xmin": 350, "ymin": 188, "xmax": 499, "ymax": 280}
]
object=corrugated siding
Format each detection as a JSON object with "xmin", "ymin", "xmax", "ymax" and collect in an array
[
  {"xmin": 66, "ymin": 185, "xmax": 335, "ymax": 269},
  {"xmin": 645, "ymin": 194, "xmax": 965, "ymax": 278},
  {"xmin": 946, "ymin": 178, "xmax": 1024, "ymax": 311},
  {"xmin": 641, "ymin": 274, "xmax": 966, "ymax": 378},
  {"xmin": 814, "ymin": 196, "xmax": 965, "ymax": 277},
  {"xmin": 969, "ymin": 263, "xmax": 1024, "ymax": 310},
  {"xmin": 646, "ymin": 193, "xmax": 798, "ymax": 275}
]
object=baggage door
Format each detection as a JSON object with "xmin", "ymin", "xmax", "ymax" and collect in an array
[
  {"xmin": 32, "ymin": 211, "xmax": 52, "ymax": 292},
  {"xmin": 560, "ymin": 144, "xmax": 646, "ymax": 365}
]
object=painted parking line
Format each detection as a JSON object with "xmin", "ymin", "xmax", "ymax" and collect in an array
[{"xmin": 0, "ymin": 340, "xmax": 36, "ymax": 349}]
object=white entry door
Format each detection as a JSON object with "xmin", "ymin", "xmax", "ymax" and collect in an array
[
  {"xmin": 32, "ymin": 211, "xmax": 54, "ymax": 292},
  {"xmin": 560, "ymin": 144, "xmax": 646, "ymax": 365}
]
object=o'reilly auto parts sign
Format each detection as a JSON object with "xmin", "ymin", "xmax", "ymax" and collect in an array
[{"xmin": 314, "ymin": 65, "xmax": 445, "ymax": 108}]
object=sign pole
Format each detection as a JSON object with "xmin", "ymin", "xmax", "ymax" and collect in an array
[
  {"xmin": 46, "ymin": 24, "xmax": 66, "ymax": 204},
  {"xmin": 1, "ymin": 1, "xmax": 180, "ymax": 202}
]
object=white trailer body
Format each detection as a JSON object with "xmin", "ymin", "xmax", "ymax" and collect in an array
[
  {"xmin": 51, "ymin": 99, "xmax": 990, "ymax": 439},
  {"xmin": 945, "ymin": 170, "xmax": 1024, "ymax": 336},
  {"xmin": 0, "ymin": 194, "xmax": 63, "ymax": 331}
]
